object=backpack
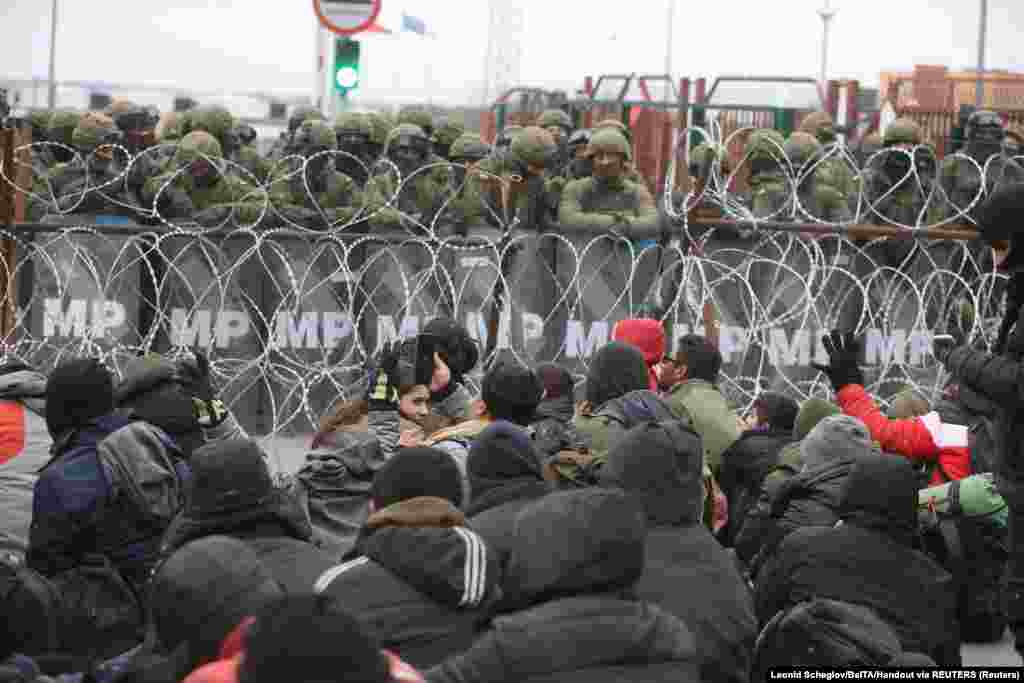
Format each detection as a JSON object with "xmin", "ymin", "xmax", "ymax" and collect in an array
[
  {"xmin": 752, "ymin": 598, "xmax": 903, "ymax": 677},
  {"xmin": 0, "ymin": 552, "xmax": 143, "ymax": 661}
]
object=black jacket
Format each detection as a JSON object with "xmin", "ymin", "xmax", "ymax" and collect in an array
[
  {"xmin": 755, "ymin": 455, "xmax": 961, "ymax": 667},
  {"xmin": 718, "ymin": 428, "xmax": 794, "ymax": 546},
  {"xmin": 161, "ymin": 486, "xmax": 333, "ymax": 594},
  {"xmin": 316, "ymin": 497, "xmax": 500, "ymax": 669},
  {"xmin": 429, "ymin": 489, "xmax": 700, "ymax": 682}
]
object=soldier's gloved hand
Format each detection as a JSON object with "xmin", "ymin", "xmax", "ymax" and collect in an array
[
  {"xmin": 811, "ymin": 329, "xmax": 864, "ymax": 392},
  {"xmin": 176, "ymin": 351, "xmax": 228, "ymax": 428}
]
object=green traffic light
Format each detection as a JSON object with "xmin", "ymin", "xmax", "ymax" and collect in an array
[{"xmin": 334, "ymin": 37, "xmax": 361, "ymax": 94}]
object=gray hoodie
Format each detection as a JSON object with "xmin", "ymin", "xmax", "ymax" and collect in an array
[{"xmin": 0, "ymin": 370, "xmax": 50, "ymax": 558}]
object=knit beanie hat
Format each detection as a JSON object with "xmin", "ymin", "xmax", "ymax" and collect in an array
[
  {"xmin": 793, "ymin": 397, "xmax": 841, "ymax": 440},
  {"xmin": 584, "ymin": 342, "xmax": 650, "ymax": 409},
  {"xmin": 977, "ymin": 181, "xmax": 1024, "ymax": 272},
  {"xmin": 839, "ymin": 455, "xmax": 919, "ymax": 545},
  {"xmin": 612, "ymin": 319, "xmax": 666, "ymax": 390},
  {"xmin": 481, "ymin": 362, "xmax": 544, "ymax": 425},
  {"xmin": 535, "ymin": 363, "xmax": 574, "ymax": 401},
  {"xmin": 886, "ymin": 388, "xmax": 930, "ymax": 420},
  {"xmin": 187, "ymin": 439, "xmax": 274, "ymax": 515},
  {"xmin": 800, "ymin": 414, "xmax": 872, "ymax": 472},
  {"xmin": 150, "ymin": 535, "xmax": 283, "ymax": 661},
  {"xmin": 239, "ymin": 595, "xmax": 390, "ymax": 683},
  {"xmin": 370, "ymin": 447, "xmax": 463, "ymax": 509},
  {"xmin": 468, "ymin": 421, "xmax": 543, "ymax": 500},
  {"xmin": 45, "ymin": 358, "xmax": 115, "ymax": 437},
  {"xmin": 755, "ymin": 392, "xmax": 799, "ymax": 432}
]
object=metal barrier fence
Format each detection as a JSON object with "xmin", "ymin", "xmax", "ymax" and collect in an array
[{"xmin": 0, "ymin": 129, "xmax": 1010, "ymax": 447}]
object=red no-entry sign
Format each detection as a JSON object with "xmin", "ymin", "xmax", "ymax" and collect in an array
[{"xmin": 313, "ymin": 0, "xmax": 383, "ymax": 36}]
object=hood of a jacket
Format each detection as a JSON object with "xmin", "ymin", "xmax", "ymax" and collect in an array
[
  {"xmin": 333, "ymin": 497, "xmax": 499, "ymax": 609},
  {"xmin": 46, "ymin": 414, "xmax": 133, "ymax": 466},
  {"xmin": 151, "ymin": 535, "xmax": 283, "ymax": 658},
  {"xmin": 597, "ymin": 390, "xmax": 681, "ymax": 430},
  {"xmin": 507, "ymin": 489, "xmax": 646, "ymax": 605},
  {"xmin": 839, "ymin": 455, "xmax": 919, "ymax": 546},
  {"xmin": 300, "ymin": 429, "xmax": 387, "ymax": 483},
  {"xmin": 0, "ymin": 369, "xmax": 47, "ymax": 415},
  {"xmin": 533, "ymin": 394, "xmax": 574, "ymax": 423},
  {"xmin": 115, "ymin": 356, "xmax": 202, "ymax": 455},
  {"xmin": 585, "ymin": 342, "xmax": 650, "ymax": 409},
  {"xmin": 600, "ymin": 421, "xmax": 704, "ymax": 526}
]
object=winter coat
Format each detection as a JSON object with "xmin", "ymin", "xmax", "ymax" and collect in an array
[
  {"xmin": 427, "ymin": 490, "xmax": 700, "ymax": 683},
  {"xmin": 315, "ymin": 497, "xmax": 500, "ymax": 669},
  {"xmin": 717, "ymin": 428, "xmax": 794, "ymax": 546},
  {"xmin": 28, "ymin": 415, "xmax": 188, "ymax": 587},
  {"xmin": 664, "ymin": 379, "xmax": 741, "ymax": 476},
  {"xmin": 0, "ymin": 370, "xmax": 50, "ymax": 558},
  {"xmin": 837, "ymin": 384, "xmax": 971, "ymax": 484},
  {"xmin": 755, "ymin": 456, "xmax": 961, "ymax": 666},
  {"xmin": 528, "ymin": 395, "xmax": 582, "ymax": 464}
]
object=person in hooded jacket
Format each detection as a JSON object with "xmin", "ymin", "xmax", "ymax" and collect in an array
[
  {"xmin": 29, "ymin": 358, "xmax": 189, "ymax": 589},
  {"xmin": 147, "ymin": 535, "xmax": 284, "ymax": 683},
  {"xmin": 159, "ymin": 439, "xmax": 334, "ymax": 594},
  {"xmin": 733, "ymin": 398, "xmax": 840, "ymax": 569},
  {"xmin": 0, "ymin": 362, "xmax": 50, "ymax": 560},
  {"xmin": 611, "ymin": 318, "xmax": 666, "ymax": 391},
  {"xmin": 314, "ymin": 447, "xmax": 499, "ymax": 669},
  {"xmin": 717, "ymin": 392, "xmax": 798, "ymax": 547},
  {"xmin": 599, "ymin": 422, "xmax": 758, "ymax": 683},
  {"xmin": 754, "ymin": 455, "xmax": 961, "ymax": 667},
  {"xmin": 426, "ymin": 489, "xmax": 701, "ymax": 683},
  {"xmin": 737, "ymin": 414, "xmax": 873, "ymax": 578},
  {"xmin": 527, "ymin": 363, "xmax": 582, "ymax": 471},
  {"xmin": 418, "ymin": 318, "xmax": 480, "ymax": 423},
  {"xmin": 114, "ymin": 352, "xmax": 246, "ymax": 460}
]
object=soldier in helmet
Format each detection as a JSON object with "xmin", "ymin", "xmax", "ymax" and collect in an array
[
  {"xmin": 432, "ymin": 117, "xmax": 466, "ymax": 161},
  {"xmin": 799, "ymin": 111, "xmax": 858, "ymax": 215},
  {"xmin": 559, "ymin": 127, "xmax": 657, "ymax": 234},
  {"xmin": 799, "ymin": 111, "xmax": 837, "ymax": 146},
  {"xmin": 268, "ymin": 105, "xmax": 326, "ymax": 162},
  {"xmin": 113, "ymin": 104, "xmax": 158, "ymax": 155},
  {"xmin": 591, "ymin": 118, "xmax": 645, "ymax": 185},
  {"xmin": 1004, "ymin": 125, "xmax": 1024, "ymax": 159},
  {"xmin": 364, "ymin": 111, "xmax": 393, "ymax": 161},
  {"xmin": 538, "ymin": 109, "xmax": 574, "ymax": 147},
  {"xmin": 785, "ymin": 130, "xmax": 853, "ymax": 223},
  {"xmin": 435, "ymin": 132, "xmax": 498, "ymax": 232},
  {"xmin": 674, "ymin": 141, "xmax": 732, "ymax": 220},
  {"xmin": 334, "ymin": 112, "xmax": 376, "ymax": 187},
  {"xmin": 396, "ymin": 107, "xmax": 435, "ymax": 140},
  {"xmin": 142, "ymin": 130, "xmax": 263, "ymax": 226},
  {"xmin": 856, "ymin": 131, "xmax": 884, "ymax": 169},
  {"xmin": 266, "ymin": 119, "xmax": 361, "ymax": 228},
  {"xmin": 566, "ymin": 129, "xmax": 593, "ymax": 180},
  {"xmin": 500, "ymin": 126, "xmax": 560, "ymax": 229},
  {"xmin": 940, "ymin": 110, "xmax": 1024, "ymax": 222},
  {"xmin": 46, "ymin": 111, "xmax": 81, "ymax": 164},
  {"xmin": 862, "ymin": 118, "xmax": 945, "ymax": 228},
  {"xmin": 369, "ymin": 123, "xmax": 449, "ymax": 229},
  {"xmin": 741, "ymin": 128, "xmax": 790, "ymax": 220}
]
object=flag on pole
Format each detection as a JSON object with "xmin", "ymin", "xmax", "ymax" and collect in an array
[{"xmin": 401, "ymin": 12, "xmax": 429, "ymax": 36}]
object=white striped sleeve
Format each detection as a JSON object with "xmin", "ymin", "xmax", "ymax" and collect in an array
[
  {"xmin": 453, "ymin": 527, "xmax": 487, "ymax": 608},
  {"xmin": 313, "ymin": 556, "xmax": 370, "ymax": 594}
]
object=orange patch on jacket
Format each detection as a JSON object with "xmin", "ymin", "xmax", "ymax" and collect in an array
[{"xmin": 0, "ymin": 402, "xmax": 25, "ymax": 465}]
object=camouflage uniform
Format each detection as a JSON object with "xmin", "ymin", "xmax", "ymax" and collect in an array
[
  {"xmin": 364, "ymin": 111, "xmax": 394, "ymax": 161},
  {"xmin": 45, "ymin": 113, "xmax": 139, "ymax": 217},
  {"xmin": 592, "ymin": 118, "xmax": 643, "ymax": 184},
  {"xmin": 785, "ymin": 131, "xmax": 852, "ymax": 223},
  {"xmin": 435, "ymin": 133, "xmax": 497, "ymax": 231},
  {"xmin": 396, "ymin": 107, "xmax": 435, "ymax": 139},
  {"xmin": 940, "ymin": 110, "xmax": 1024, "ymax": 222},
  {"xmin": 432, "ymin": 118, "xmax": 466, "ymax": 161},
  {"xmin": 45, "ymin": 111, "xmax": 81, "ymax": 165},
  {"xmin": 565, "ymin": 129, "xmax": 593, "ymax": 180},
  {"xmin": 369, "ymin": 123, "xmax": 450, "ymax": 229},
  {"xmin": 742, "ymin": 128, "xmax": 789, "ymax": 219},
  {"xmin": 142, "ymin": 131, "xmax": 264, "ymax": 226},
  {"xmin": 334, "ymin": 112, "xmax": 377, "ymax": 188},
  {"xmin": 862, "ymin": 118, "xmax": 946, "ymax": 229},
  {"xmin": 678, "ymin": 142, "xmax": 731, "ymax": 218},
  {"xmin": 501, "ymin": 126, "xmax": 559, "ymax": 229},
  {"xmin": 799, "ymin": 112, "xmax": 858, "ymax": 213},
  {"xmin": 559, "ymin": 128, "xmax": 657, "ymax": 233},
  {"xmin": 268, "ymin": 105, "xmax": 325, "ymax": 162},
  {"xmin": 266, "ymin": 120, "xmax": 360, "ymax": 228}
]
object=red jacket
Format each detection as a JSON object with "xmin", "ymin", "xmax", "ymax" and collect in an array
[
  {"xmin": 836, "ymin": 385, "xmax": 971, "ymax": 485},
  {"xmin": 612, "ymin": 319, "xmax": 666, "ymax": 391}
]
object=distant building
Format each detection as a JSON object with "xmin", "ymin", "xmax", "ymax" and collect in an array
[{"xmin": 879, "ymin": 64, "xmax": 1024, "ymax": 111}]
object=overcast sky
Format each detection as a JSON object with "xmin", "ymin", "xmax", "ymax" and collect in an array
[{"xmin": 3, "ymin": 0, "xmax": 1023, "ymax": 108}]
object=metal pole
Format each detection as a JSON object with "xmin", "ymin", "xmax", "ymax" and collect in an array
[
  {"xmin": 482, "ymin": 0, "xmax": 495, "ymax": 107},
  {"xmin": 664, "ymin": 0, "xmax": 674, "ymax": 80},
  {"xmin": 47, "ymin": 0, "xmax": 58, "ymax": 109},
  {"xmin": 818, "ymin": 0, "xmax": 836, "ymax": 87},
  {"xmin": 976, "ymin": 0, "xmax": 988, "ymax": 107}
]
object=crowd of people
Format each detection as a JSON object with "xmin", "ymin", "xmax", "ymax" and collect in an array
[
  {"xmin": 6, "ymin": 97, "xmax": 1024, "ymax": 235},
  {"xmin": 1, "ymin": 182, "xmax": 1024, "ymax": 680}
]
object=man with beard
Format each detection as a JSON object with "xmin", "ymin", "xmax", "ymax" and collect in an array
[
  {"xmin": 940, "ymin": 110, "xmax": 1024, "ymax": 222},
  {"xmin": 142, "ymin": 130, "xmax": 264, "ymax": 227},
  {"xmin": 267, "ymin": 119, "xmax": 361, "ymax": 229},
  {"xmin": 558, "ymin": 127, "xmax": 658, "ymax": 233},
  {"xmin": 369, "ymin": 123, "xmax": 449, "ymax": 230}
]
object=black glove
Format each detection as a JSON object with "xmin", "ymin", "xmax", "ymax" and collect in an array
[
  {"xmin": 176, "ymin": 351, "xmax": 227, "ymax": 428},
  {"xmin": 367, "ymin": 342, "xmax": 416, "ymax": 407},
  {"xmin": 811, "ymin": 330, "xmax": 865, "ymax": 391}
]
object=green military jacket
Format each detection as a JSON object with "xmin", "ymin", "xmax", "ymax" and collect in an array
[
  {"xmin": 558, "ymin": 175, "xmax": 658, "ymax": 230},
  {"xmin": 664, "ymin": 379, "xmax": 741, "ymax": 476}
]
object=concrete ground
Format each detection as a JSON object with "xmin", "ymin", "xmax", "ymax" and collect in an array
[{"xmin": 260, "ymin": 433, "xmax": 1023, "ymax": 667}]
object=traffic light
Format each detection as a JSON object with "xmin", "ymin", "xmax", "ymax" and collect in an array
[{"xmin": 334, "ymin": 37, "xmax": 361, "ymax": 97}]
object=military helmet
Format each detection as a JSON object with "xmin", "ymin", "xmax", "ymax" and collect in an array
[
  {"xmin": 689, "ymin": 142, "xmax": 730, "ymax": 175},
  {"xmin": 966, "ymin": 110, "xmax": 1005, "ymax": 140},
  {"xmin": 294, "ymin": 119, "xmax": 337, "ymax": 151},
  {"xmin": 397, "ymin": 107, "xmax": 434, "ymax": 137},
  {"xmin": 174, "ymin": 130, "xmax": 223, "ymax": 165},
  {"xmin": 27, "ymin": 110, "xmax": 52, "ymax": 134},
  {"xmin": 593, "ymin": 118, "xmax": 632, "ymax": 144},
  {"xmin": 334, "ymin": 112, "xmax": 372, "ymax": 137},
  {"xmin": 158, "ymin": 112, "xmax": 185, "ymax": 143},
  {"xmin": 72, "ymin": 112, "xmax": 118, "ymax": 150},
  {"xmin": 433, "ymin": 118, "xmax": 466, "ymax": 148},
  {"xmin": 364, "ymin": 111, "xmax": 393, "ymax": 147},
  {"xmin": 288, "ymin": 105, "xmax": 325, "ymax": 134},
  {"xmin": 510, "ymin": 126, "xmax": 556, "ymax": 167},
  {"xmin": 883, "ymin": 118, "xmax": 923, "ymax": 146},
  {"xmin": 191, "ymin": 105, "xmax": 236, "ymax": 142},
  {"xmin": 449, "ymin": 133, "xmax": 490, "ymax": 162},
  {"xmin": 784, "ymin": 131, "xmax": 823, "ymax": 169},
  {"xmin": 47, "ymin": 111, "xmax": 82, "ymax": 146},
  {"xmin": 799, "ymin": 111, "xmax": 836, "ymax": 143},
  {"xmin": 745, "ymin": 128, "xmax": 786, "ymax": 159},
  {"xmin": 495, "ymin": 124, "xmax": 525, "ymax": 149},
  {"xmin": 386, "ymin": 123, "xmax": 430, "ymax": 156},
  {"xmin": 586, "ymin": 128, "xmax": 632, "ymax": 161},
  {"xmin": 568, "ymin": 129, "xmax": 592, "ymax": 149},
  {"xmin": 105, "ymin": 99, "xmax": 136, "ymax": 117},
  {"xmin": 537, "ymin": 109, "xmax": 573, "ymax": 132}
]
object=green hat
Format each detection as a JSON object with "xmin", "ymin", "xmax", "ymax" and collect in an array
[
  {"xmin": 294, "ymin": 119, "xmax": 337, "ymax": 150},
  {"xmin": 72, "ymin": 112, "xmax": 117, "ymax": 150},
  {"xmin": 538, "ymin": 109, "xmax": 572, "ymax": 132},
  {"xmin": 784, "ymin": 131, "xmax": 823, "ymax": 170},
  {"xmin": 510, "ymin": 126, "xmax": 556, "ymax": 167},
  {"xmin": 793, "ymin": 397, "xmax": 841, "ymax": 440},
  {"xmin": 884, "ymin": 118, "xmax": 923, "ymax": 146},
  {"xmin": 586, "ymin": 127, "xmax": 631, "ymax": 161},
  {"xmin": 433, "ymin": 118, "xmax": 466, "ymax": 147},
  {"xmin": 175, "ymin": 130, "xmax": 223, "ymax": 165},
  {"xmin": 593, "ymin": 118, "xmax": 632, "ymax": 144},
  {"xmin": 887, "ymin": 388, "xmax": 931, "ymax": 420},
  {"xmin": 334, "ymin": 112, "xmax": 371, "ymax": 137},
  {"xmin": 191, "ymin": 105, "xmax": 236, "ymax": 143},
  {"xmin": 364, "ymin": 111, "xmax": 393, "ymax": 146},
  {"xmin": 450, "ymin": 133, "xmax": 490, "ymax": 162},
  {"xmin": 745, "ymin": 128, "xmax": 786, "ymax": 159},
  {"xmin": 397, "ymin": 107, "xmax": 434, "ymax": 136},
  {"xmin": 288, "ymin": 105, "xmax": 325, "ymax": 134},
  {"xmin": 47, "ymin": 111, "xmax": 82, "ymax": 146}
]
